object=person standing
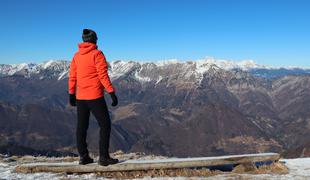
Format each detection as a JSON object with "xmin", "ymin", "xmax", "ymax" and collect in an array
[{"xmin": 68, "ymin": 29, "xmax": 119, "ymax": 166}]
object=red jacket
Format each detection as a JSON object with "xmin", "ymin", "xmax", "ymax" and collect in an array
[{"xmin": 68, "ymin": 42, "xmax": 115, "ymax": 100}]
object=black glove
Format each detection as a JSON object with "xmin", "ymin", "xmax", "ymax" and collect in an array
[
  {"xmin": 69, "ymin": 94, "xmax": 76, "ymax": 106},
  {"xmin": 109, "ymin": 92, "xmax": 118, "ymax": 106}
]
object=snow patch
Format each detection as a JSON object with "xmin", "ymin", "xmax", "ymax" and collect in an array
[
  {"xmin": 134, "ymin": 71, "xmax": 152, "ymax": 82},
  {"xmin": 155, "ymin": 75, "xmax": 163, "ymax": 84},
  {"xmin": 282, "ymin": 158, "xmax": 310, "ymax": 177},
  {"xmin": 109, "ymin": 60, "xmax": 138, "ymax": 79},
  {"xmin": 42, "ymin": 60, "xmax": 56, "ymax": 69},
  {"xmin": 57, "ymin": 70, "xmax": 68, "ymax": 80}
]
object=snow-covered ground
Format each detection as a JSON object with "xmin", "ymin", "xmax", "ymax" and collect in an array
[
  {"xmin": 207, "ymin": 158, "xmax": 310, "ymax": 180},
  {"xmin": 0, "ymin": 157, "xmax": 310, "ymax": 179}
]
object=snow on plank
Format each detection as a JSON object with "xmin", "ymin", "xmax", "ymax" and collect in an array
[{"xmin": 15, "ymin": 153, "xmax": 280, "ymax": 174}]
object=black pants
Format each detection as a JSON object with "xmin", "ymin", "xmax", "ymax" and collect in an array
[{"xmin": 76, "ymin": 96, "xmax": 111, "ymax": 158}]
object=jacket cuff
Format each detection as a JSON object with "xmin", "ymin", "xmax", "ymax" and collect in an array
[
  {"xmin": 106, "ymin": 87, "xmax": 115, "ymax": 94},
  {"xmin": 69, "ymin": 90, "xmax": 76, "ymax": 94}
]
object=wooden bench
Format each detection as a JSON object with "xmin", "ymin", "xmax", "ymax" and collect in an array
[{"xmin": 15, "ymin": 153, "xmax": 280, "ymax": 174}]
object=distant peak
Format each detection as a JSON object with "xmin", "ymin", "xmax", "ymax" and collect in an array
[{"xmin": 41, "ymin": 60, "xmax": 56, "ymax": 69}]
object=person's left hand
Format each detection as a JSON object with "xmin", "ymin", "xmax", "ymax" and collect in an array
[
  {"xmin": 109, "ymin": 92, "xmax": 118, "ymax": 106},
  {"xmin": 69, "ymin": 94, "xmax": 76, "ymax": 106}
]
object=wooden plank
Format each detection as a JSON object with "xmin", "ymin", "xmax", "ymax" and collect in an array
[{"xmin": 14, "ymin": 153, "xmax": 280, "ymax": 174}]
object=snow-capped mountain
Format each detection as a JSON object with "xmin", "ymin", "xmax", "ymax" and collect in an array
[
  {"xmin": 1, "ymin": 57, "xmax": 310, "ymax": 81},
  {"xmin": 1, "ymin": 57, "xmax": 310, "ymax": 159},
  {"xmin": 0, "ymin": 60, "xmax": 70, "ymax": 80}
]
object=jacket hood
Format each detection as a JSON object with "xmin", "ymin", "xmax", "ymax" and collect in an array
[{"xmin": 78, "ymin": 42, "xmax": 97, "ymax": 55}]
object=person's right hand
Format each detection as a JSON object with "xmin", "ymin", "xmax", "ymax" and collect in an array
[
  {"xmin": 109, "ymin": 92, "xmax": 118, "ymax": 106},
  {"xmin": 69, "ymin": 94, "xmax": 76, "ymax": 106}
]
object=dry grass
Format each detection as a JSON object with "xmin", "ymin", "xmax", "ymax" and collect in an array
[
  {"xmin": 95, "ymin": 168, "xmax": 221, "ymax": 179},
  {"xmin": 92, "ymin": 162, "xmax": 288, "ymax": 179},
  {"xmin": 232, "ymin": 162, "xmax": 288, "ymax": 175}
]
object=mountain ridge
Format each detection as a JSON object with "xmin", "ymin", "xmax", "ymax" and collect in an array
[{"xmin": 1, "ymin": 58, "xmax": 310, "ymax": 80}]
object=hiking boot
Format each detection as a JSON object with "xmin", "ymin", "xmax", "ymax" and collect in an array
[
  {"xmin": 98, "ymin": 157, "xmax": 119, "ymax": 166},
  {"xmin": 79, "ymin": 154, "xmax": 94, "ymax": 165}
]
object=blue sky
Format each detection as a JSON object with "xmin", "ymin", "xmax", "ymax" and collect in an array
[{"xmin": 0, "ymin": 0, "xmax": 309, "ymax": 67}]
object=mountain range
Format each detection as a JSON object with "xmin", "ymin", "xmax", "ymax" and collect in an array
[
  {"xmin": 0, "ymin": 58, "xmax": 309, "ymax": 158},
  {"xmin": 1, "ymin": 57, "xmax": 310, "ymax": 80}
]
